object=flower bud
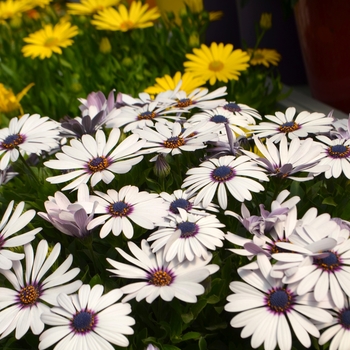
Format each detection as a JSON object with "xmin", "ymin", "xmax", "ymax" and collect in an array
[
  {"xmin": 260, "ymin": 12, "xmax": 272, "ymax": 30},
  {"xmin": 99, "ymin": 37, "xmax": 112, "ymax": 54},
  {"xmin": 153, "ymin": 154, "xmax": 171, "ymax": 177}
]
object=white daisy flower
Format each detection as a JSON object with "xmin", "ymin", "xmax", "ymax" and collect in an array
[
  {"xmin": 107, "ymin": 240, "xmax": 219, "ymax": 303},
  {"xmin": 107, "ymin": 100, "xmax": 185, "ymax": 132},
  {"xmin": 224, "ymin": 255, "xmax": 333, "ymax": 350},
  {"xmin": 135, "ymin": 121, "xmax": 218, "ymax": 158},
  {"xmin": 0, "ymin": 240, "xmax": 82, "ymax": 339},
  {"xmin": 188, "ymin": 106, "xmax": 250, "ymax": 136},
  {"xmin": 318, "ymin": 296, "xmax": 350, "ymax": 350},
  {"xmin": 0, "ymin": 113, "xmax": 60, "ymax": 170},
  {"xmin": 251, "ymin": 107, "xmax": 334, "ymax": 143},
  {"xmin": 147, "ymin": 208, "xmax": 225, "ymax": 262},
  {"xmin": 0, "ymin": 200, "xmax": 41, "ymax": 270},
  {"xmin": 39, "ymin": 284, "xmax": 135, "ymax": 349},
  {"xmin": 222, "ymin": 101, "xmax": 262, "ymax": 123},
  {"xmin": 160, "ymin": 86, "xmax": 227, "ymax": 111},
  {"xmin": 86, "ymin": 185, "xmax": 168, "ymax": 239},
  {"xmin": 316, "ymin": 135, "xmax": 350, "ymax": 179},
  {"xmin": 244, "ymin": 136, "xmax": 327, "ymax": 181},
  {"xmin": 159, "ymin": 188, "xmax": 219, "ymax": 215},
  {"xmin": 44, "ymin": 128, "xmax": 145, "ymax": 191},
  {"xmin": 38, "ymin": 184, "xmax": 95, "ymax": 238},
  {"xmin": 182, "ymin": 155, "xmax": 268, "ymax": 209}
]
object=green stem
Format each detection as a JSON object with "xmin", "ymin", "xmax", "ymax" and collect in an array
[{"xmin": 18, "ymin": 152, "xmax": 41, "ymax": 185}]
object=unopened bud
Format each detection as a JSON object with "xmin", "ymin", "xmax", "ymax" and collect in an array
[
  {"xmin": 99, "ymin": 37, "xmax": 112, "ymax": 54},
  {"xmin": 260, "ymin": 12, "xmax": 272, "ymax": 30}
]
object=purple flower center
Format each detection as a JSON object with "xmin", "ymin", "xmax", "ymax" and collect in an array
[
  {"xmin": 314, "ymin": 250, "xmax": 341, "ymax": 272},
  {"xmin": 1, "ymin": 134, "xmax": 25, "ymax": 150},
  {"xmin": 148, "ymin": 269, "xmax": 174, "ymax": 286},
  {"xmin": 266, "ymin": 287, "xmax": 294, "ymax": 314},
  {"xmin": 278, "ymin": 121, "xmax": 300, "ymax": 133},
  {"xmin": 211, "ymin": 165, "xmax": 235, "ymax": 182},
  {"xmin": 328, "ymin": 144, "xmax": 350, "ymax": 159},
  {"xmin": 138, "ymin": 111, "xmax": 157, "ymax": 120},
  {"xmin": 170, "ymin": 198, "xmax": 192, "ymax": 214},
  {"xmin": 18, "ymin": 284, "xmax": 41, "ymax": 307},
  {"xmin": 87, "ymin": 156, "xmax": 109, "ymax": 173},
  {"xmin": 223, "ymin": 102, "xmax": 241, "ymax": 112},
  {"xmin": 210, "ymin": 114, "xmax": 228, "ymax": 123},
  {"xmin": 340, "ymin": 309, "xmax": 350, "ymax": 329},
  {"xmin": 164, "ymin": 136, "xmax": 185, "ymax": 149},
  {"xmin": 177, "ymin": 221, "xmax": 198, "ymax": 238},
  {"xmin": 177, "ymin": 98, "xmax": 193, "ymax": 108},
  {"xmin": 108, "ymin": 201, "xmax": 132, "ymax": 217},
  {"xmin": 72, "ymin": 311, "xmax": 96, "ymax": 333}
]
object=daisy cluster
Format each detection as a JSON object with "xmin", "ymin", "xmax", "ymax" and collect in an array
[{"xmin": 1, "ymin": 81, "xmax": 350, "ymax": 349}]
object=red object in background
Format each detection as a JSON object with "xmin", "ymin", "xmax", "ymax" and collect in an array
[{"xmin": 294, "ymin": 0, "xmax": 350, "ymax": 113}]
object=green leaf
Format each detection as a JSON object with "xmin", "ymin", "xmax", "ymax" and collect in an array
[
  {"xmin": 162, "ymin": 346, "xmax": 181, "ymax": 350},
  {"xmin": 181, "ymin": 312, "xmax": 194, "ymax": 324},
  {"xmin": 181, "ymin": 332, "xmax": 201, "ymax": 341},
  {"xmin": 206, "ymin": 295, "xmax": 220, "ymax": 304},
  {"xmin": 198, "ymin": 337, "xmax": 207, "ymax": 350},
  {"xmin": 322, "ymin": 197, "xmax": 337, "ymax": 206}
]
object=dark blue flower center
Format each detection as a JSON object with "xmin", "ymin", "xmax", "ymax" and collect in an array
[
  {"xmin": 340, "ymin": 309, "xmax": 350, "ymax": 329},
  {"xmin": 170, "ymin": 198, "xmax": 192, "ymax": 214},
  {"xmin": 109, "ymin": 201, "xmax": 131, "ymax": 217},
  {"xmin": 1, "ymin": 134, "xmax": 24, "ymax": 149},
  {"xmin": 278, "ymin": 121, "xmax": 300, "ymax": 133},
  {"xmin": 88, "ymin": 156, "xmax": 109, "ymax": 173},
  {"xmin": 267, "ymin": 288, "xmax": 293, "ymax": 313},
  {"xmin": 138, "ymin": 111, "xmax": 156, "ymax": 120},
  {"xmin": 177, "ymin": 221, "xmax": 198, "ymax": 238},
  {"xmin": 314, "ymin": 251, "xmax": 341, "ymax": 272},
  {"xmin": 210, "ymin": 114, "xmax": 228, "ymax": 123},
  {"xmin": 177, "ymin": 98, "xmax": 193, "ymax": 108},
  {"xmin": 72, "ymin": 311, "xmax": 96, "ymax": 333},
  {"xmin": 328, "ymin": 144, "xmax": 350, "ymax": 159},
  {"xmin": 164, "ymin": 136, "xmax": 185, "ymax": 149},
  {"xmin": 212, "ymin": 165, "xmax": 235, "ymax": 182},
  {"xmin": 223, "ymin": 102, "xmax": 241, "ymax": 112}
]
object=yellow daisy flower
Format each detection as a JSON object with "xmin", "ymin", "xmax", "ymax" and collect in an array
[
  {"xmin": 66, "ymin": 0, "xmax": 120, "ymax": 16},
  {"xmin": 144, "ymin": 71, "xmax": 206, "ymax": 95},
  {"xmin": 247, "ymin": 48, "xmax": 281, "ymax": 67},
  {"xmin": 21, "ymin": 21, "xmax": 79, "ymax": 59},
  {"xmin": 0, "ymin": 83, "xmax": 34, "ymax": 115},
  {"xmin": 91, "ymin": 1, "xmax": 160, "ymax": 32},
  {"xmin": 184, "ymin": 42, "xmax": 250, "ymax": 85},
  {"xmin": 0, "ymin": 0, "xmax": 32, "ymax": 22}
]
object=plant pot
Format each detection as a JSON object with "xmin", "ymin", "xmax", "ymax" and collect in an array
[{"xmin": 294, "ymin": 0, "xmax": 350, "ymax": 113}]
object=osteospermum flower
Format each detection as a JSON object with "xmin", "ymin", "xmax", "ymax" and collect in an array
[
  {"xmin": 251, "ymin": 107, "xmax": 334, "ymax": 143},
  {"xmin": 317, "ymin": 296, "xmax": 350, "ymax": 350},
  {"xmin": 244, "ymin": 136, "xmax": 327, "ymax": 181},
  {"xmin": 144, "ymin": 71, "xmax": 206, "ymax": 95},
  {"xmin": 86, "ymin": 185, "xmax": 168, "ymax": 239},
  {"xmin": 22, "ymin": 21, "xmax": 79, "ymax": 60},
  {"xmin": 91, "ymin": 1, "xmax": 160, "ymax": 31},
  {"xmin": 38, "ymin": 184, "xmax": 95, "ymax": 238},
  {"xmin": 188, "ymin": 106, "xmax": 250, "ymax": 136},
  {"xmin": 39, "ymin": 284, "xmax": 135, "ymax": 349},
  {"xmin": 0, "ymin": 201, "xmax": 41, "ymax": 270},
  {"xmin": 0, "ymin": 113, "xmax": 59, "ymax": 170},
  {"xmin": 183, "ymin": 42, "xmax": 250, "ymax": 85},
  {"xmin": 148, "ymin": 208, "xmax": 225, "ymax": 262},
  {"xmin": 0, "ymin": 240, "xmax": 82, "ymax": 339},
  {"xmin": 67, "ymin": 0, "xmax": 120, "ymax": 16},
  {"xmin": 135, "ymin": 121, "xmax": 219, "ymax": 158},
  {"xmin": 247, "ymin": 48, "xmax": 281, "ymax": 67},
  {"xmin": 182, "ymin": 155, "xmax": 268, "ymax": 209},
  {"xmin": 44, "ymin": 128, "xmax": 145, "ymax": 191},
  {"xmin": 107, "ymin": 240, "xmax": 219, "ymax": 303},
  {"xmin": 224, "ymin": 256, "xmax": 333, "ymax": 350},
  {"xmin": 316, "ymin": 135, "xmax": 350, "ymax": 179},
  {"xmin": 223, "ymin": 101, "xmax": 262, "ymax": 124}
]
